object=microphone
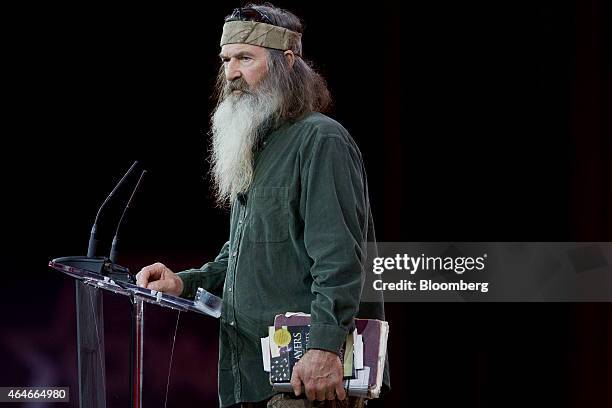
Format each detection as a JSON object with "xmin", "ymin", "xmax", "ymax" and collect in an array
[
  {"xmin": 53, "ymin": 161, "xmax": 141, "ymax": 277},
  {"xmin": 87, "ymin": 161, "xmax": 139, "ymax": 257},
  {"xmin": 109, "ymin": 170, "xmax": 147, "ymax": 264}
]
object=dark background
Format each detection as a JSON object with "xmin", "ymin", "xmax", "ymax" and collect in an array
[{"xmin": 2, "ymin": 0, "xmax": 611, "ymax": 407}]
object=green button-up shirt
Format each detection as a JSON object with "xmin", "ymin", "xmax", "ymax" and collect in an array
[{"xmin": 177, "ymin": 112, "xmax": 388, "ymax": 407}]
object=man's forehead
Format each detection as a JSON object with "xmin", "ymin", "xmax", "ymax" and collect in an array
[{"xmin": 220, "ymin": 43, "xmax": 267, "ymax": 57}]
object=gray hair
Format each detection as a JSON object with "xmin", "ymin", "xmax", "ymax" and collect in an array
[{"xmin": 213, "ymin": 3, "xmax": 332, "ymax": 124}]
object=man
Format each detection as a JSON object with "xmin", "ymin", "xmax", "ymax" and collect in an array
[{"xmin": 137, "ymin": 4, "xmax": 388, "ymax": 407}]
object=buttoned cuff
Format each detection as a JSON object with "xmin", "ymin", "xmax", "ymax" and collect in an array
[
  {"xmin": 306, "ymin": 323, "xmax": 348, "ymax": 355},
  {"xmin": 176, "ymin": 270, "xmax": 200, "ymax": 299}
]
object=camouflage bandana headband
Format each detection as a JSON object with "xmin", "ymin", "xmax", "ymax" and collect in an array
[{"xmin": 220, "ymin": 20, "xmax": 303, "ymax": 56}]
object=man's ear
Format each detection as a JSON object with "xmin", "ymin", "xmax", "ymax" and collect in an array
[{"xmin": 284, "ymin": 50, "xmax": 295, "ymax": 68}]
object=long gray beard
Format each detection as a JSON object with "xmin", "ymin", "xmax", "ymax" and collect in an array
[{"xmin": 210, "ymin": 88, "xmax": 280, "ymax": 206}]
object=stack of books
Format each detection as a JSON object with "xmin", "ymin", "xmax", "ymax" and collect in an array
[{"xmin": 260, "ymin": 312, "xmax": 389, "ymax": 398}]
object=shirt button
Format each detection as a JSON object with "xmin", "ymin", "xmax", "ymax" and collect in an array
[
  {"xmin": 232, "ymin": 251, "xmax": 237, "ymax": 257},
  {"xmin": 229, "ymin": 321, "xmax": 235, "ymax": 326},
  {"xmin": 228, "ymin": 287, "xmax": 232, "ymax": 292}
]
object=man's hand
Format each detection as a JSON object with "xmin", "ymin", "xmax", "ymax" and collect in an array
[
  {"xmin": 136, "ymin": 262, "xmax": 184, "ymax": 297},
  {"xmin": 290, "ymin": 349, "xmax": 346, "ymax": 401}
]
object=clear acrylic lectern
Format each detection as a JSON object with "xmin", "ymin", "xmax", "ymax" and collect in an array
[{"xmin": 49, "ymin": 256, "xmax": 221, "ymax": 408}]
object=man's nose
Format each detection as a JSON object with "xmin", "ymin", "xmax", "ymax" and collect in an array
[{"xmin": 225, "ymin": 59, "xmax": 241, "ymax": 81}]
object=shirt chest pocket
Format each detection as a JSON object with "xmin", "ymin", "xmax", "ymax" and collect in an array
[{"xmin": 248, "ymin": 187, "xmax": 289, "ymax": 243}]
